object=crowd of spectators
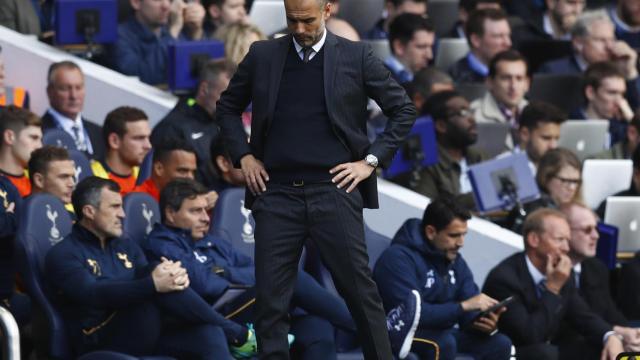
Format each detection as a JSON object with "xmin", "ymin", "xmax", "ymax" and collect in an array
[{"xmin": 2, "ymin": 0, "xmax": 640, "ymax": 359}]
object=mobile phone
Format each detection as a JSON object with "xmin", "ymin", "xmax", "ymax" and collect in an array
[{"xmin": 477, "ymin": 296, "xmax": 515, "ymax": 318}]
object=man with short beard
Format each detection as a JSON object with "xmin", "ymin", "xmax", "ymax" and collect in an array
[
  {"xmin": 401, "ymin": 90, "xmax": 484, "ymax": 210},
  {"xmin": 512, "ymin": 0, "xmax": 585, "ymax": 45}
]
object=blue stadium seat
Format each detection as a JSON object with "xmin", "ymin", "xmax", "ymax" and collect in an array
[
  {"xmin": 68, "ymin": 149, "xmax": 93, "ymax": 183},
  {"xmin": 136, "ymin": 150, "xmax": 154, "ymax": 186},
  {"xmin": 42, "ymin": 129, "xmax": 77, "ymax": 150},
  {"xmin": 122, "ymin": 192, "xmax": 160, "ymax": 244},
  {"xmin": 15, "ymin": 194, "xmax": 74, "ymax": 359},
  {"xmin": 209, "ymin": 187, "xmax": 256, "ymax": 259}
]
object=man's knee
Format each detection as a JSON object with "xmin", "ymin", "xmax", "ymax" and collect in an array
[{"xmin": 412, "ymin": 330, "xmax": 456, "ymax": 360}]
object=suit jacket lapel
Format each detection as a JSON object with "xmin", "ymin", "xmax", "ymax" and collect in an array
[
  {"xmin": 267, "ymin": 35, "xmax": 291, "ymax": 129},
  {"xmin": 323, "ymin": 31, "xmax": 338, "ymax": 118}
]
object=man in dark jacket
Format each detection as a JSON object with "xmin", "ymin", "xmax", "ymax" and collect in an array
[
  {"xmin": 559, "ymin": 202, "xmax": 640, "ymax": 352},
  {"xmin": 374, "ymin": 197, "xmax": 512, "ymax": 360},
  {"xmin": 143, "ymin": 178, "xmax": 422, "ymax": 359},
  {"xmin": 483, "ymin": 208, "xmax": 624, "ymax": 360},
  {"xmin": 152, "ymin": 59, "xmax": 236, "ymax": 189},
  {"xmin": 45, "ymin": 177, "xmax": 254, "ymax": 358}
]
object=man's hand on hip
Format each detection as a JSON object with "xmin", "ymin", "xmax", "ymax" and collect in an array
[
  {"xmin": 330, "ymin": 160, "xmax": 375, "ymax": 193},
  {"xmin": 240, "ymin": 154, "xmax": 269, "ymax": 195}
]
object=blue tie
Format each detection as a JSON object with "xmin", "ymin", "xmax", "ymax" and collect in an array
[{"xmin": 535, "ymin": 280, "xmax": 546, "ymax": 299}]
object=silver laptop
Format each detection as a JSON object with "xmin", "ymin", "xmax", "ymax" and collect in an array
[
  {"xmin": 581, "ymin": 159, "xmax": 633, "ymax": 209},
  {"xmin": 558, "ymin": 120, "xmax": 609, "ymax": 160},
  {"xmin": 604, "ymin": 197, "xmax": 640, "ymax": 252},
  {"xmin": 473, "ymin": 122, "xmax": 511, "ymax": 158}
]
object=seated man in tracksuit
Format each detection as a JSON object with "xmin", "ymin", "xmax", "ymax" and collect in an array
[
  {"xmin": 143, "ymin": 178, "xmax": 422, "ymax": 359},
  {"xmin": 374, "ymin": 196, "xmax": 512, "ymax": 360},
  {"xmin": 45, "ymin": 176, "xmax": 259, "ymax": 359}
]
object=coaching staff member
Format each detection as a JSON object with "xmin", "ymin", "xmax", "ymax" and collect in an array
[{"xmin": 216, "ymin": 0, "xmax": 417, "ymax": 358}]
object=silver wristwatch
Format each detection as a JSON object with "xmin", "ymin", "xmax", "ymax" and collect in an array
[{"xmin": 364, "ymin": 154, "xmax": 378, "ymax": 168}]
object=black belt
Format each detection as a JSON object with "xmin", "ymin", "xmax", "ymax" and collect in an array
[{"xmin": 270, "ymin": 179, "xmax": 333, "ymax": 187}]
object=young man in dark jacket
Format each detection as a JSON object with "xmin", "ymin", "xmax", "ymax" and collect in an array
[
  {"xmin": 143, "ymin": 178, "xmax": 422, "ymax": 359},
  {"xmin": 374, "ymin": 197, "xmax": 512, "ymax": 360}
]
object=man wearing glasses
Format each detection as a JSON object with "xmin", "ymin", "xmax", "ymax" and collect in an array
[
  {"xmin": 483, "ymin": 208, "xmax": 625, "ymax": 360},
  {"xmin": 558, "ymin": 202, "xmax": 640, "ymax": 353},
  {"xmin": 396, "ymin": 90, "xmax": 484, "ymax": 210}
]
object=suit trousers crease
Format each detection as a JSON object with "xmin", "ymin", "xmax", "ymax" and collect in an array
[{"xmin": 252, "ymin": 184, "xmax": 393, "ymax": 359}]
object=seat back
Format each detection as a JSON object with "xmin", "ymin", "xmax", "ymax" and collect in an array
[
  {"xmin": 209, "ymin": 188, "xmax": 255, "ymax": 259},
  {"xmin": 136, "ymin": 150, "xmax": 154, "ymax": 186},
  {"xmin": 123, "ymin": 192, "xmax": 160, "ymax": 244},
  {"xmin": 337, "ymin": 0, "xmax": 384, "ymax": 35},
  {"xmin": 517, "ymin": 39, "xmax": 572, "ymax": 73},
  {"xmin": 68, "ymin": 150, "xmax": 93, "ymax": 184},
  {"xmin": 456, "ymin": 82, "xmax": 488, "ymax": 102},
  {"xmin": 435, "ymin": 38, "xmax": 469, "ymax": 71},
  {"xmin": 15, "ymin": 194, "xmax": 73, "ymax": 359},
  {"xmin": 428, "ymin": 0, "xmax": 460, "ymax": 37},
  {"xmin": 362, "ymin": 39, "xmax": 391, "ymax": 61},
  {"xmin": 42, "ymin": 129, "xmax": 77, "ymax": 151},
  {"xmin": 528, "ymin": 74, "xmax": 584, "ymax": 113}
]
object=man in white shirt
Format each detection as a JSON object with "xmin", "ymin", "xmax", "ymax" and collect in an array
[{"xmin": 42, "ymin": 61, "xmax": 105, "ymax": 160}]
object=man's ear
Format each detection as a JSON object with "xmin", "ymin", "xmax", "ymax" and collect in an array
[
  {"xmin": 107, "ymin": 133, "xmax": 121, "ymax": 150},
  {"xmin": 215, "ymin": 155, "xmax": 230, "ymax": 173},
  {"xmin": 82, "ymin": 204, "xmax": 96, "ymax": 221},
  {"xmin": 32, "ymin": 172, "xmax": 45, "ymax": 190},
  {"xmin": 435, "ymin": 118, "xmax": 448, "ymax": 134},
  {"xmin": 519, "ymin": 127, "xmax": 531, "ymax": 144},
  {"xmin": 164, "ymin": 207, "xmax": 176, "ymax": 225},
  {"xmin": 3, "ymin": 129, "xmax": 15, "ymax": 146},
  {"xmin": 526, "ymin": 232, "xmax": 540, "ymax": 249},
  {"xmin": 153, "ymin": 161, "xmax": 164, "ymax": 178},
  {"xmin": 392, "ymin": 39, "xmax": 405, "ymax": 58},
  {"xmin": 424, "ymin": 224, "xmax": 437, "ymax": 241},
  {"xmin": 585, "ymin": 85, "xmax": 596, "ymax": 102},
  {"xmin": 130, "ymin": 0, "xmax": 142, "ymax": 11},
  {"xmin": 469, "ymin": 33, "xmax": 482, "ymax": 51}
]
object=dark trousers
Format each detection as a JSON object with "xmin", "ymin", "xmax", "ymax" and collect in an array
[
  {"xmin": 77, "ymin": 288, "xmax": 241, "ymax": 359},
  {"xmin": 411, "ymin": 328, "xmax": 512, "ymax": 360},
  {"xmin": 251, "ymin": 183, "xmax": 392, "ymax": 359}
]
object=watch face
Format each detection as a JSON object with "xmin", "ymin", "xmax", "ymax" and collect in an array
[{"xmin": 366, "ymin": 155, "xmax": 378, "ymax": 166}]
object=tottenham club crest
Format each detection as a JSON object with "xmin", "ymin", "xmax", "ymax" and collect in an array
[
  {"xmin": 141, "ymin": 203, "xmax": 154, "ymax": 235},
  {"xmin": 240, "ymin": 200, "xmax": 255, "ymax": 243},
  {"xmin": 46, "ymin": 204, "xmax": 63, "ymax": 245}
]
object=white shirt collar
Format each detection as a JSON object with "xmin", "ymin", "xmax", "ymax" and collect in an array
[
  {"xmin": 292, "ymin": 29, "xmax": 327, "ymax": 60},
  {"xmin": 573, "ymin": 262, "xmax": 582, "ymax": 275},
  {"xmin": 46, "ymin": 108, "xmax": 94, "ymax": 154},
  {"xmin": 525, "ymin": 253, "xmax": 546, "ymax": 286}
]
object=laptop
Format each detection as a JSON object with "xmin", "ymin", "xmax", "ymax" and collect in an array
[
  {"xmin": 472, "ymin": 122, "xmax": 511, "ymax": 158},
  {"xmin": 604, "ymin": 197, "xmax": 640, "ymax": 252},
  {"xmin": 581, "ymin": 159, "xmax": 633, "ymax": 209},
  {"xmin": 558, "ymin": 120, "xmax": 609, "ymax": 160}
]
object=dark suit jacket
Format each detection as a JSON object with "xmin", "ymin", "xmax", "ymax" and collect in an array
[
  {"xmin": 216, "ymin": 32, "xmax": 417, "ymax": 209},
  {"xmin": 41, "ymin": 111, "xmax": 105, "ymax": 161},
  {"xmin": 618, "ymin": 253, "xmax": 640, "ymax": 319},
  {"xmin": 538, "ymin": 55, "xmax": 582, "ymax": 75},
  {"xmin": 555, "ymin": 258, "xmax": 628, "ymax": 346},
  {"xmin": 448, "ymin": 55, "xmax": 486, "ymax": 84},
  {"xmin": 483, "ymin": 252, "xmax": 611, "ymax": 349}
]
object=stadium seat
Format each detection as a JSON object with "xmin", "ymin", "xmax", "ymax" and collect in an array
[
  {"xmin": 15, "ymin": 194, "xmax": 73, "ymax": 359},
  {"xmin": 136, "ymin": 150, "xmax": 154, "ymax": 186},
  {"xmin": 428, "ymin": 0, "xmax": 459, "ymax": 37},
  {"xmin": 42, "ymin": 129, "xmax": 77, "ymax": 150},
  {"xmin": 435, "ymin": 38, "xmax": 469, "ymax": 71},
  {"xmin": 209, "ymin": 187, "xmax": 256, "ymax": 259},
  {"xmin": 456, "ymin": 83, "xmax": 487, "ymax": 102},
  {"xmin": 337, "ymin": 0, "xmax": 384, "ymax": 35},
  {"xmin": 122, "ymin": 192, "xmax": 160, "ymax": 243},
  {"xmin": 363, "ymin": 39, "xmax": 391, "ymax": 62},
  {"xmin": 528, "ymin": 74, "xmax": 583, "ymax": 113},
  {"xmin": 68, "ymin": 149, "xmax": 93, "ymax": 183},
  {"xmin": 516, "ymin": 40, "xmax": 572, "ymax": 73}
]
